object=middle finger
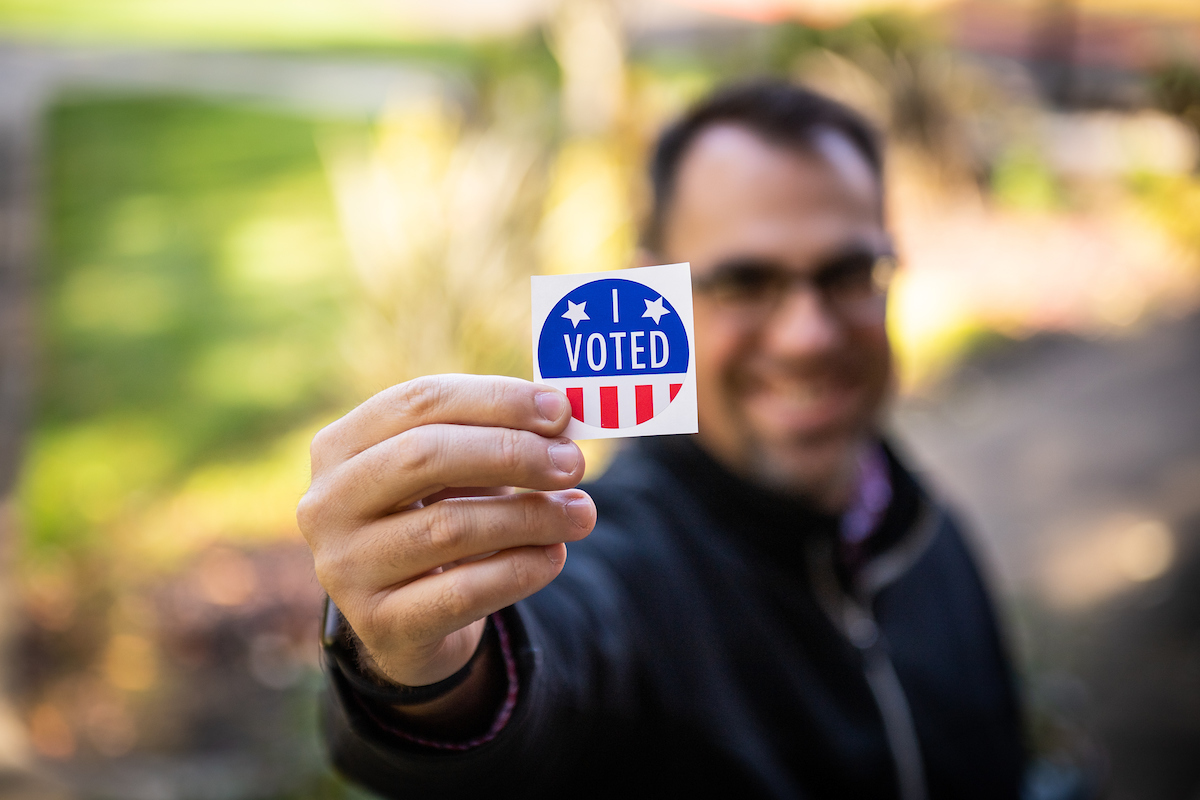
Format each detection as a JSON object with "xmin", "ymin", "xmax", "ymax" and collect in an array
[
  {"xmin": 329, "ymin": 424, "xmax": 586, "ymax": 520},
  {"xmin": 332, "ymin": 489, "xmax": 597, "ymax": 593}
]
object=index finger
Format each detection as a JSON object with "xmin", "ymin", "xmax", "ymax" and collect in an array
[{"xmin": 311, "ymin": 375, "xmax": 572, "ymax": 471}]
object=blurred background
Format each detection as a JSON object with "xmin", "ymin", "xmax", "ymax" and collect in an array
[{"xmin": 0, "ymin": 0, "xmax": 1198, "ymax": 797}]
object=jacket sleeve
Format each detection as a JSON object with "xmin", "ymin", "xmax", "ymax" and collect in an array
[{"xmin": 320, "ymin": 499, "xmax": 661, "ymax": 799}]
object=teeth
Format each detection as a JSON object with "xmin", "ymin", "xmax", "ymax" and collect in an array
[
  {"xmin": 797, "ymin": 383, "xmax": 826, "ymax": 401},
  {"xmin": 770, "ymin": 382, "xmax": 829, "ymax": 404}
]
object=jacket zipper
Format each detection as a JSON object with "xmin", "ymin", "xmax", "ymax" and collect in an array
[
  {"xmin": 806, "ymin": 507, "xmax": 941, "ymax": 800},
  {"xmin": 842, "ymin": 599, "xmax": 928, "ymax": 800}
]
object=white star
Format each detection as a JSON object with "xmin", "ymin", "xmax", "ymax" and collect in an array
[
  {"xmin": 562, "ymin": 300, "xmax": 590, "ymax": 328},
  {"xmin": 642, "ymin": 296, "xmax": 671, "ymax": 325}
]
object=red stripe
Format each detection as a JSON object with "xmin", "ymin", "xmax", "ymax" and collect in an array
[
  {"xmin": 669, "ymin": 383, "xmax": 682, "ymax": 401},
  {"xmin": 566, "ymin": 387, "xmax": 584, "ymax": 423},
  {"xmin": 599, "ymin": 386, "xmax": 619, "ymax": 428},
  {"xmin": 635, "ymin": 385, "xmax": 654, "ymax": 424}
]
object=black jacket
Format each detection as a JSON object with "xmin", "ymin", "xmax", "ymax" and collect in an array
[{"xmin": 323, "ymin": 436, "xmax": 1025, "ymax": 799}]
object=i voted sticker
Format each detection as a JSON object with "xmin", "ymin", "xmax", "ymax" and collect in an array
[{"xmin": 532, "ymin": 262, "xmax": 698, "ymax": 440}]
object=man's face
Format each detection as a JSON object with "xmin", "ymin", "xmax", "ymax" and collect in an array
[{"xmin": 658, "ymin": 124, "xmax": 893, "ymax": 508}]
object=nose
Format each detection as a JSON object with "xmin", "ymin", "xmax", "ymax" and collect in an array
[{"xmin": 762, "ymin": 284, "xmax": 843, "ymax": 357}]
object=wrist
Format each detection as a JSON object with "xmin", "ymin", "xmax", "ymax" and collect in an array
[{"xmin": 322, "ymin": 597, "xmax": 494, "ymax": 707}]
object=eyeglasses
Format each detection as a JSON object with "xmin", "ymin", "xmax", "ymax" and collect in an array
[{"xmin": 692, "ymin": 251, "xmax": 897, "ymax": 325}]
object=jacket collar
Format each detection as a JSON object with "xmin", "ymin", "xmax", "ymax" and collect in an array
[{"xmin": 632, "ymin": 435, "xmax": 926, "ymax": 584}]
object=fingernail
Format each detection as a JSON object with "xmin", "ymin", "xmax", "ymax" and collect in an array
[
  {"xmin": 544, "ymin": 545, "xmax": 565, "ymax": 567},
  {"xmin": 548, "ymin": 442, "xmax": 580, "ymax": 474},
  {"xmin": 564, "ymin": 497, "xmax": 594, "ymax": 529},
  {"xmin": 536, "ymin": 391, "xmax": 567, "ymax": 422}
]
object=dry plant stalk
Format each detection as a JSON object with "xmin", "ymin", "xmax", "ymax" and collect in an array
[{"xmin": 324, "ymin": 100, "xmax": 549, "ymax": 389}]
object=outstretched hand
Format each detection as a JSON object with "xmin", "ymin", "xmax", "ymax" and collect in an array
[{"xmin": 298, "ymin": 375, "xmax": 595, "ymax": 690}]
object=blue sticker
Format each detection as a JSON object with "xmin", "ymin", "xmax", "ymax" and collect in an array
[{"xmin": 537, "ymin": 278, "xmax": 690, "ymax": 379}]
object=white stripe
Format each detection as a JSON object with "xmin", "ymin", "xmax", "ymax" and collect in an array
[
  {"xmin": 582, "ymin": 384, "xmax": 601, "ymax": 427},
  {"xmin": 618, "ymin": 384, "xmax": 638, "ymax": 428},
  {"xmin": 653, "ymin": 380, "xmax": 670, "ymax": 416}
]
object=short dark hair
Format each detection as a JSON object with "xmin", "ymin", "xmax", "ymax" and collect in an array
[{"xmin": 644, "ymin": 80, "xmax": 883, "ymax": 251}]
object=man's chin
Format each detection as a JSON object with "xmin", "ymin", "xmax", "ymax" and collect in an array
[{"xmin": 743, "ymin": 430, "xmax": 864, "ymax": 508}]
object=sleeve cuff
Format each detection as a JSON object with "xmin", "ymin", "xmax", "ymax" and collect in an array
[{"xmin": 337, "ymin": 612, "xmax": 521, "ymax": 752}]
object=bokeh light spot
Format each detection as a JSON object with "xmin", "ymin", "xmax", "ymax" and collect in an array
[
  {"xmin": 1040, "ymin": 515, "xmax": 1176, "ymax": 610},
  {"xmin": 196, "ymin": 546, "xmax": 257, "ymax": 606},
  {"xmin": 104, "ymin": 634, "xmax": 159, "ymax": 692},
  {"xmin": 29, "ymin": 704, "xmax": 75, "ymax": 759}
]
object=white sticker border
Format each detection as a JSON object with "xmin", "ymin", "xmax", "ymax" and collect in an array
[{"xmin": 531, "ymin": 262, "xmax": 698, "ymax": 440}]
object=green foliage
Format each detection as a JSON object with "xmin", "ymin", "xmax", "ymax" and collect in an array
[
  {"xmin": 1150, "ymin": 59, "xmax": 1200, "ymax": 141},
  {"xmin": 769, "ymin": 11, "xmax": 940, "ymax": 71},
  {"xmin": 24, "ymin": 96, "xmax": 362, "ymax": 561},
  {"xmin": 0, "ymin": 0, "xmax": 406, "ymax": 48},
  {"xmin": 1129, "ymin": 171, "xmax": 1200, "ymax": 260},
  {"xmin": 990, "ymin": 146, "xmax": 1065, "ymax": 212}
]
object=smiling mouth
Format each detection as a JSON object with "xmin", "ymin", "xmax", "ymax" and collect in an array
[{"xmin": 741, "ymin": 373, "xmax": 864, "ymax": 435}]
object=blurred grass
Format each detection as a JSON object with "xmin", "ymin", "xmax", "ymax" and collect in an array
[
  {"xmin": 1130, "ymin": 172, "xmax": 1200, "ymax": 255},
  {"xmin": 0, "ymin": 0, "xmax": 407, "ymax": 48},
  {"xmin": 25, "ymin": 94, "xmax": 362, "ymax": 565},
  {"xmin": 16, "ymin": 95, "xmax": 382, "ymax": 796},
  {"xmin": 990, "ymin": 146, "xmax": 1066, "ymax": 213}
]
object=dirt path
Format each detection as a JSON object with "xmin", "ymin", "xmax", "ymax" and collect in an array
[{"xmin": 894, "ymin": 310, "xmax": 1200, "ymax": 800}]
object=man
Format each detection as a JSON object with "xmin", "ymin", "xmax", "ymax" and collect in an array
[{"xmin": 299, "ymin": 82, "xmax": 1025, "ymax": 799}]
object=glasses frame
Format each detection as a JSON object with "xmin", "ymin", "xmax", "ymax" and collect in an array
[{"xmin": 691, "ymin": 251, "xmax": 897, "ymax": 326}]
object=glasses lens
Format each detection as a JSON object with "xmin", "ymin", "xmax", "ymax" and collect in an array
[
  {"xmin": 815, "ymin": 253, "xmax": 878, "ymax": 300},
  {"xmin": 702, "ymin": 264, "xmax": 787, "ymax": 306},
  {"xmin": 822, "ymin": 254, "xmax": 894, "ymax": 322},
  {"xmin": 696, "ymin": 254, "xmax": 895, "ymax": 323}
]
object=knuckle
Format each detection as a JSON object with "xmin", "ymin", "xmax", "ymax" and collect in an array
[
  {"xmin": 480, "ymin": 501, "xmax": 509, "ymax": 541},
  {"xmin": 393, "ymin": 427, "xmax": 438, "ymax": 477},
  {"xmin": 498, "ymin": 428, "xmax": 525, "ymax": 474},
  {"xmin": 490, "ymin": 377, "xmax": 526, "ymax": 417},
  {"xmin": 309, "ymin": 421, "xmax": 337, "ymax": 462},
  {"xmin": 392, "ymin": 375, "xmax": 447, "ymax": 423},
  {"xmin": 358, "ymin": 520, "xmax": 411, "ymax": 579},
  {"xmin": 363, "ymin": 588, "xmax": 411, "ymax": 638},
  {"xmin": 421, "ymin": 502, "xmax": 467, "ymax": 556},
  {"xmin": 355, "ymin": 593, "xmax": 391, "ymax": 643},
  {"xmin": 295, "ymin": 487, "xmax": 327, "ymax": 536},
  {"xmin": 364, "ymin": 430, "xmax": 434, "ymax": 495},
  {"xmin": 521, "ymin": 493, "xmax": 548, "ymax": 536},
  {"xmin": 360, "ymin": 448, "xmax": 393, "ymax": 489},
  {"xmin": 310, "ymin": 540, "xmax": 357, "ymax": 598},
  {"xmin": 507, "ymin": 553, "xmax": 536, "ymax": 599},
  {"xmin": 485, "ymin": 378, "xmax": 506, "ymax": 413},
  {"xmin": 436, "ymin": 574, "xmax": 473, "ymax": 622},
  {"xmin": 311, "ymin": 553, "xmax": 343, "ymax": 597}
]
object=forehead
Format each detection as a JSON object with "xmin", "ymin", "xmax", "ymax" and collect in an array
[{"xmin": 663, "ymin": 123, "xmax": 884, "ymax": 271}]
